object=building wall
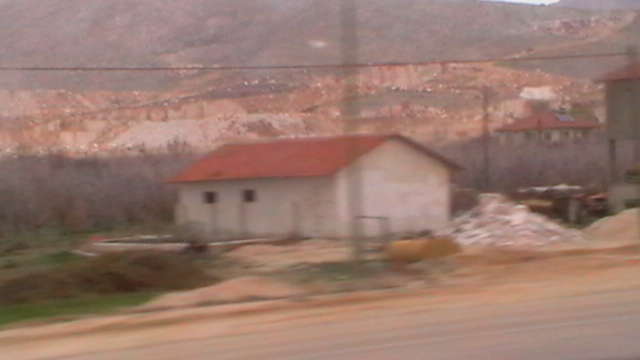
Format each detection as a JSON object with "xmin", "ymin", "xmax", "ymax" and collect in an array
[
  {"xmin": 176, "ymin": 139, "xmax": 453, "ymax": 240},
  {"xmin": 606, "ymin": 79, "xmax": 640, "ymax": 212},
  {"xmin": 606, "ymin": 80, "xmax": 640, "ymax": 141},
  {"xmin": 175, "ymin": 177, "xmax": 337, "ymax": 239},
  {"xmin": 334, "ymin": 139, "xmax": 452, "ymax": 238},
  {"xmin": 608, "ymin": 183, "xmax": 639, "ymax": 213}
]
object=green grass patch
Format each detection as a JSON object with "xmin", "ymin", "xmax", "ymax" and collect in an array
[
  {"xmin": 0, "ymin": 223, "xmax": 176, "ymax": 256},
  {"xmin": 34, "ymin": 250, "xmax": 84, "ymax": 266},
  {"xmin": 0, "ymin": 293, "xmax": 155, "ymax": 328},
  {"xmin": 494, "ymin": 60, "xmax": 518, "ymax": 70}
]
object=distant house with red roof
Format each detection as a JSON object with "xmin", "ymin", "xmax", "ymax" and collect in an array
[
  {"xmin": 170, "ymin": 134, "xmax": 461, "ymax": 240},
  {"xmin": 494, "ymin": 110, "xmax": 602, "ymax": 143}
]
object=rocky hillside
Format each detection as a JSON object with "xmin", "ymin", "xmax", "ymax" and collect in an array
[
  {"xmin": 0, "ymin": 0, "xmax": 631, "ymax": 154},
  {"xmin": 0, "ymin": 62, "xmax": 602, "ymax": 154}
]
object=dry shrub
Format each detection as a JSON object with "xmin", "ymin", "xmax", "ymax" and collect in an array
[
  {"xmin": 0, "ymin": 251, "xmax": 215, "ymax": 306},
  {"xmin": 422, "ymin": 237, "xmax": 462, "ymax": 259},
  {"xmin": 387, "ymin": 237, "xmax": 461, "ymax": 265}
]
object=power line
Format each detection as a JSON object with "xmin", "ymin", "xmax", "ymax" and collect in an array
[{"xmin": 0, "ymin": 51, "xmax": 629, "ymax": 72}]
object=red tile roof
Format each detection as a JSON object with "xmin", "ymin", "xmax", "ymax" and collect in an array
[
  {"xmin": 596, "ymin": 61, "xmax": 640, "ymax": 82},
  {"xmin": 495, "ymin": 111, "xmax": 602, "ymax": 132},
  {"xmin": 170, "ymin": 134, "xmax": 460, "ymax": 183}
]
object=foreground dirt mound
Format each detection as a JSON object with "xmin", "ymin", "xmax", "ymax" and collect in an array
[
  {"xmin": 584, "ymin": 209, "xmax": 640, "ymax": 243},
  {"xmin": 141, "ymin": 276, "xmax": 304, "ymax": 310},
  {"xmin": 0, "ymin": 252, "xmax": 214, "ymax": 306},
  {"xmin": 226, "ymin": 240, "xmax": 351, "ymax": 272},
  {"xmin": 439, "ymin": 193, "xmax": 586, "ymax": 247}
]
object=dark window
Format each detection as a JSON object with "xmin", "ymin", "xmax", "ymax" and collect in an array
[
  {"xmin": 203, "ymin": 191, "xmax": 217, "ymax": 204},
  {"xmin": 556, "ymin": 114, "xmax": 574, "ymax": 122},
  {"xmin": 243, "ymin": 190, "xmax": 256, "ymax": 203}
]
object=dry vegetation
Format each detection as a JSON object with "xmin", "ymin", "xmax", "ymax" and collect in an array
[
  {"xmin": 0, "ymin": 251, "xmax": 215, "ymax": 306},
  {"xmin": 440, "ymin": 134, "xmax": 615, "ymax": 192},
  {"xmin": 0, "ymin": 153, "xmax": 195, "ymax": 240},
  {"xmin": 0, "ymin": 134, "xmax": 623, "ymax": 245}
]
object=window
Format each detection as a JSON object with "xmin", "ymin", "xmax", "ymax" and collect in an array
[
  {"xmin": 243, "ymin": 189, "xmax": 256, "ymax": 203},
  {"xmin": 556, "ymin": 114, "xmax": 574, "ymax": 122},
  {"xmin": 203, "ymin": 191, "xmax": 217, "ymax": 204}
]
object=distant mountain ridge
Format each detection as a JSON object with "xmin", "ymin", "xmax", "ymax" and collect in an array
[
  {"xmin": 0, "ymin": 0, "xmax": 624, "ymax": 90},
  {"xmin": 554, "ymin": 0, "xmax": 640, "ymax": 9}
]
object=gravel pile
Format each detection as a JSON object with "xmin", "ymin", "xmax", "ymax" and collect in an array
[{"xmin": 440, "ymin": 193, "xmax": 586, "ymax": 247}]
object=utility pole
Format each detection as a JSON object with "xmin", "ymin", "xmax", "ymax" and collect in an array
[
  {"xmin": 340, "ymin": 0, "xmax": 364, "ymax": 265},
  {"xmin": 481, "ymin": 85, "xmax": 491, "ymax": 191},
  {"xmin": 627, "ymin": 46, "xmax": 640, "ymax": 164},
  {"xmin": 625, "ymin": 46, "xmax": 640, "ymax": 242},
  {"xmin": 449, "ymin": 85, "xmax": 492, "ymax": 191}
]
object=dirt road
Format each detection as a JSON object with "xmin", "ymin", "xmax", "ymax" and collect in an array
[
  {"xmin": 2, "ymin": 257, "xmax": 640, "ymax": 360},
  {"xmin": 4, "ymin": 286, "xmax": 640, "ymax": 360}
]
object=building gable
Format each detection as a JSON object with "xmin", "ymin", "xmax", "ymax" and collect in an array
[
  {"xmin": 170, "ymin": 134, "xmax": 460, "ymax": 183},
  {"xmin": 495, "ymin": 111, "xmax": 601, "ymax": 133}
]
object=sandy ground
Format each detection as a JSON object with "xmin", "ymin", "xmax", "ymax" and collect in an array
[
  {"xmin": 3, "ymin": 240, "xmax": 640, "ymax": 336},
  {"xmin": 4, "ymin": 218, "xmax": 640, "ymax": 360},
  {"xmin": 2, "ymin": 252, "xmax": 640, "ymax": 360}
]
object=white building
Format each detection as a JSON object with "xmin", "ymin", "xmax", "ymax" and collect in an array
[{"xmin": 170, "ymin": 134, "xmax": 461, "ymax": 240}]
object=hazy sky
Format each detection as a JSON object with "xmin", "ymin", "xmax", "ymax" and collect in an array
[{"xmin": 489, "ymin": 0, "xmax": 560, "ymax": 4}]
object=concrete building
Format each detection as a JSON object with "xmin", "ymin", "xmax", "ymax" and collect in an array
[
  {"xmin": 596, "ymin": 60, "xmax": 640, "ymax": 212},
  {"xmin": 494, "ymin": 110, "xmax": 602, "ymax": 143},
  {"xmin": 170, "ymin": 134, "xmax": 461, "ymax": 240}
]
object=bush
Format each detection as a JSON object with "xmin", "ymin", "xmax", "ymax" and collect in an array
[
  {"xmin": 387, "ymin": 237, "xmax": 461, "ymax": 264},
  {"xmin": 0, "ymin": 239, "xmax": 30, "ymax": 256},
  {"xmin": 624, "ymin": 198, "xmax": 640, "ymax": 209},
  {"xmin": 1, "ymin": 259, "xmax": 19, "ymax": 269},
  {"xmin": 0, "ymin": 251, "xmax": 216, "ymax": 306}
]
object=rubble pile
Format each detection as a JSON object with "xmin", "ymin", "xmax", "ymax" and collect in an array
[{"xmin": 440, "ymin": 193, "xmax": 586, "ymax": 247}]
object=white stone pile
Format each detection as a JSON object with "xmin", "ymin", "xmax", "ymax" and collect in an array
[{"xmin": 440, "ymin": 193, "xmax": 586, "ymax": 247}]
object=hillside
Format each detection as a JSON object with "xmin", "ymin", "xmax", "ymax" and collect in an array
[
  {"xmin": 510, "ymin": 6, "xmax": 640, "ymax": 79},
  {"xmin": 554, "ymin": 0, "xmax": 640, "ymax": 10},
  {"xmin": 0, "ymin": 0, "xmax": 632, "ymax": 154},
  {"xmin": 0, "ymin": 0, "xmax": 626, "ymax": 91}
]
